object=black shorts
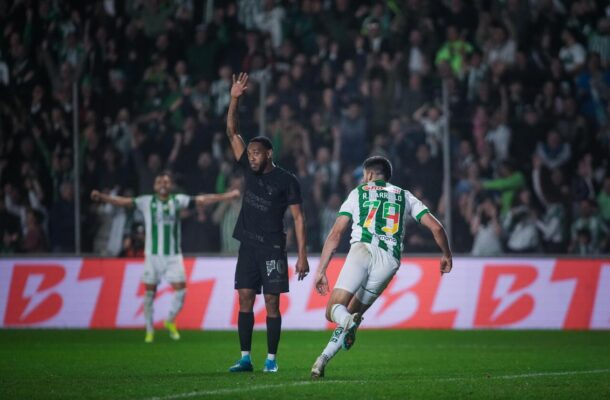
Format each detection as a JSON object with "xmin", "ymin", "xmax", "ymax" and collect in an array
[{"xmin": 235, "ymin": 243, "xmax": 289, "ymax": 294}]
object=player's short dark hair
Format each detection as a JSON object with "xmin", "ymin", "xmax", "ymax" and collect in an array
[
  {"xmin": 156, "ymin": 170, "xmax": 173, "ymax": 180},
  {"xmin": 249, "ymin": 136, "xmax": 273, "ymax": 150},
  {"xmin": 363, "ymin": 156, "xmax": 392, "ymax": 181}
]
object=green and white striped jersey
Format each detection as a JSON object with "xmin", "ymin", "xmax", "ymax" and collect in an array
[
  {"xmin": 338, "ymin": 180, "xmax": 429, "ymax": 260},
  {"xmin": 133, "ymin": 194, "xmax": 191, "ymax": 256}
]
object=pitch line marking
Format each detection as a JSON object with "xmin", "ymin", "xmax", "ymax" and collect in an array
[
  {"xmin": 145, "ymin": 369, "xmax": 610, "ymax": 400},
  {"xmin": 441, "ymin": 368, "xmax": 610, "ymax": 381},
  {"xmin": 145, "ymin": 381, "xmax": 346, "ymax": 400}
]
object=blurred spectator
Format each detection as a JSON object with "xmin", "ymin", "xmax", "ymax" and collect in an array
[
  {"xmin": 0, "ymin": 195, "xmax": 21, "ymax": 253},
  {"xmin": 503, "ymin": 189, "xmax": 540, "ymax": 253},
  {"xmin": 598, "ymin": 176, "xmax": 610, "ymax": 227},
  {"xmin": 535, "ymin": 130, "xmax": 572, "ymax": 170},
  {"xmin": 470, "ymin": 197, "xmax": 503, "ymax": 256},
  {"xmin": 559, "ymin": 29, "xmax": 587, "ymax": 74},
  {"xmin": 49, "ymin": 181, "xmax": 75, "ymax": 253},
  {"xmin": 532, "ymin": 157, "xmax": 569, "ymax": 253},
  {"xmin": 338, "ymin": 99, "xmax": 367, "ymax": 168},
  {"xmin": 569, "ymin": 199, "xmax": 608, "ymax": 254},
  {"xmin": 481, "ymin": 160, "xmax": 525, "ymax": 216},
  {"xmin": 435, "ymin": 25, "xmax": 473, "ymax": 77},
  {"xmin": 1, "ymin": 0, "xmax": 608, "ymax": 255},
  {"xmin": 212, "ymin": 175, "xmax": 243, "ymax": 253},
  {"xmin": 484, "ymin": 24, "xmax": 516, "ymax": 66}
]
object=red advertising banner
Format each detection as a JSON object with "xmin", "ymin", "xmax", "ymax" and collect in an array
[{"xmin": 1, "ymin": 257, "xmax": 609, "ymax": 330}]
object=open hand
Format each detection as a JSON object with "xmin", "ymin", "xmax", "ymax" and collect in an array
[{"xmin": 231, "ymin": 73, "xmax": 249, "ymax": 98}]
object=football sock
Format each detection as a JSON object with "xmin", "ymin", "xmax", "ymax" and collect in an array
[
  {"xmin": 167, "ymin": 288, "xmax": 186, "ymax": 322},
  {"xmin": 144, "ymin": 290, "xmax": 155, "ymax": 333},
  {"xmin": 241, "ymin": 351, "xmax": 250, "ymax": 358},
  {"xmin": 330, "ymin": 304, "xmax": 351, "ymax": 327},
  {"xmin": 266, "ymin": 316, "xmax": 282, "ymax": 355},
  {"xmin": 321, "ymin": 324, "xmax": 346, "ymax": 360},
  {"xmin": 238, "ymin": 312, "xmax": 254, "ymax": 352},
  {"xmin": 267, "ymin": 353, "xmax": 276, "ymax": 361}
]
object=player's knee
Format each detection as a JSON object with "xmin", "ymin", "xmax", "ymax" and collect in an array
[
  {"xmin": 238, "ymin": 292, "xmax": 255, "ymax": 312},
  {"xmin": 264, "ymin": 294, "xmax": 280, "ymax": 317}
]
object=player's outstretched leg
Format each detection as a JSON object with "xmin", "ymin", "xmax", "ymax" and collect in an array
[
  {"xmin": 165, "ymin": 288, "xmax": 185, "ymax": 340},
  {"xmin": 144, "ymin": 289, "xmax": 155, "ymax": 343},
  {"xmin": 311, "ymin": 325, "xmax": 346, "ymax": 378}
]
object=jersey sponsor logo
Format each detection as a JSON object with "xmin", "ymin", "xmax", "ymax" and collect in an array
[
  {"xmin": 374, "ymin": 233, "xmax": 398, "ymax": 244},
  {"xmin": 362, "ymin": 185, "xmax": 385, "ymax": 191}
]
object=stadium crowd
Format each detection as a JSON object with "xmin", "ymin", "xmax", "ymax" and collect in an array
[{"xmin": 1, "ymin": 0, "xmax": 609, "ymax": 255}]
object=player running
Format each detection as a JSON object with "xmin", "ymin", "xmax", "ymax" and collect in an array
[
  {"xmin": 226, "ymin": 72, "xmax": 309, "ymax": 373},
  {"xmin": 91, "ymin": 172, "xmax": 239, "ymax": 343},
  {"xmin": 310, "ymin": 156, "xmax": 452, "ymax": 378}
]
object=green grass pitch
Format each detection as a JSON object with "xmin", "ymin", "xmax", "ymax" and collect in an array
[{"xmin": 1, "ymin": 329, "xmax": 609, "ymax": 399}]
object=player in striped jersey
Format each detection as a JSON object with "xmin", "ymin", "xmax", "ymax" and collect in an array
[
  {"xmin": 91, "ymin": 172, "xmax": 239, "ymax": 343},
  {"xmin": 310, "ymin": 156, "xmax": 452, "ymax": 378}
]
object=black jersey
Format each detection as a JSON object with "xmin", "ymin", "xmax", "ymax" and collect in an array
[{"xmin": 232, "ymin": 151, "xmax": 302, "ymax": 249}]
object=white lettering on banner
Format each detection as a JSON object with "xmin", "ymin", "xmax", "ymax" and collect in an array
[
  {"xmin": 279, "ymin": 257, "xmax": 328, "ymax": 330},
  {"xmin": 591, "ymin": 264, "xmax": 610, "ymax": 329},
  {"xmin": 0, "ymin": 257, "xmax": 609, "ymax": 329},
  {"xmin": 189, "ymin": 258, "xmax": 239, "ymax": 329},
  {"xmin": 0, "ymin": 259, "xmax": 101, "ymax": 327},
  {"xmin": 496, "ymin": 260, "xmax": 573, "ymax": 329},
  {"xmin": 363, "ymin": 263, "xmax": 422, "ymax": 328},
  {"xmin": 431, "ymin": 258, "xmax": 484, "ymax": 329},
  {"xmin": 116, "ymin": 261, "xmax": 174, "ymax": 327}
]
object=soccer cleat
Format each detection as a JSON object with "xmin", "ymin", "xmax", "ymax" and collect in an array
[
  {"xmin": 311, "ymin": 355, "xmax": 328, "ymax": 379},
  {"xmin": 342, "ymin": 313, "xmax": 362, "ymax": 350},
  {"xmin": 229, "ymin": 356, "xmax": 254, "ymax": 372},
  {"xmin": 144, "ymin": 332, "xmax": 154, "ymax": 343},
  {"xmin": 263, "ymin": 358, "xmax": 278, "ymax": 373},
  {"xmin": 164, "ymin": 320, "xmax": 180, "ymax": 340}
]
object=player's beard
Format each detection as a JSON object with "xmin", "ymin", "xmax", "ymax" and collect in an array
[{"xmin": 252, "ymin": 158, "xmax": 269, "ymax": 175}]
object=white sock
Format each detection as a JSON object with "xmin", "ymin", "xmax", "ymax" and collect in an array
[
  {"xmin": 167, "ymin": 288, "xmax": 186, "ymax": 322},
  {"xmin": 330, "ymin": 304, "xmax": 351, "ymax": 327},
  {"xmin": 267, "ymin": 353, "xmax": 276, "ymax": 361},
  {"xmin": 241, "ymin": 351, "xmax": 251, "ymax": 358},
  {"xmin": 144, "ymin": 290, "xmax": 155, "ymax": 333},
  {"xmin": 321, "ymin": 325, "xmax": 347, "ymax": 360}
]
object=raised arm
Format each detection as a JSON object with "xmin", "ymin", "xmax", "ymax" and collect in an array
[
  {"xmin": 226, "ymin": 73, "xmax": 248, "ymax": 160},
  {"xmin": 91, "ymin": 190, "xmax": 134, "ymax": 208},
  {"xmin": 420, "ymin": 212, "xmax": 453, "ymax": 275},
  {"xmin": 289, "ymin": 203, "xmax": 310, "ymax": 281},
  {"xmin": 315, "ymin": 215, "xmax": 351, "ymax": 295},
  {"xmin": 194, "ymin": 189, "xmax": 240, "ymax": 207}
]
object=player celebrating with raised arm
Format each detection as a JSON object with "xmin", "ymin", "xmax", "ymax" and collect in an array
[
  {"xmin": 310, "ymin": 156, "xmax": 452, "ymax": 378},
  {"xmin": 226, "ymin": 73, "xmax": 309, "ymax": 373},
  {"xmin": 91, "ymin": 172, "xmax": 240, "ymax": 343}
]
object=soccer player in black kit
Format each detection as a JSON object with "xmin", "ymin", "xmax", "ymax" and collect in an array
[{"xmin": 226, "ymin": 72, "xmax": 310, "ymax": 373}]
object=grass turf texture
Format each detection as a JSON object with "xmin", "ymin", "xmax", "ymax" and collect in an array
[{"xmin": 1, "ymin": 329, "xmax": 609, "ymax": 399}]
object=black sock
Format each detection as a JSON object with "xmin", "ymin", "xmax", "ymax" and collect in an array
[
  {"xmin": 266, "ymin": 316, "xmax": 282, "ymax": 355},
  {"xmin": 238, "ymin": 312, "xmax": 254, "ymax": 352}
]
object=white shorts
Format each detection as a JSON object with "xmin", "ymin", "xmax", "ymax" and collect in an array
[
  {"xmin": 142, "ymin": 255, "xmax": 186, "ymax": 285},
  {"xmin": 334, "ymin": 242, "xmax": 400, "ymax": 305}
]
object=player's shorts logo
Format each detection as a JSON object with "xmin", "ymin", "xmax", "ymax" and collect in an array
[{"xmin": 266, "ymin": 260, "xmax": 285, "ymax": 276}]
